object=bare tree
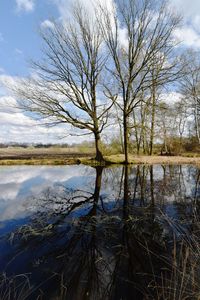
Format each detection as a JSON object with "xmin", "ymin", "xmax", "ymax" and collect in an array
[
  {"xmin": 174, "ymin": 99, "xmax": 188, "ymax": 150},
  {"xmin": 147, "ymin": 49, "xmax": 183, "ymax": 155},
  {"xmin": 12, "ymin": 3, "xmax": 112, "ymax": 161},
  {"xmin": 132, "ymin": 94, "xmax": 150, "ymax": 154},
  {"xmin": 180, "ymin": 50, "xmax": 200, "ymax": 144},
  {"xmin": 98, "ymin": 0, "xmax": 181, "ymax": 163},
  {"xmin": 157, "ymin": 101, "xmax": 178, "ymax": 154}
]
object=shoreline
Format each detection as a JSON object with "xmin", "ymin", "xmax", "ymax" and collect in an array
[{"xmin": 0, "ymin": 154, "xmax": 200, "ymax": 166}]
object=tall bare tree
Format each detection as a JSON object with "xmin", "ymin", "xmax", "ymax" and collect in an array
[
  {"xmin": 180, "ymin": 50, "xmax": 200, "ymax": 144},
  {"xmin": 174, "ymin": 99, "xmax": 188, "ymax": 150},
  {"xmin": 148, "ymin": 48, "xmax": 183, "ymax": 155},
  {"xmin": 98, "ymin": 0, "xmax": 181, "ymax": 163},
  {"xmin": 12, "ymin": 4, "xmax": 112, "ymax": 161}
]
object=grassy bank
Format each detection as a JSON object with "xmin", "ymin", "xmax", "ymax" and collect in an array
[
  {"xmin": 104, "ymin": 154, "xmax": 200, "ymax": 165},
  {"xmin": 0, "ymin": 147, "xmax": 91, "ymax": 165},
  {"xmin": 0, "ymin": 158, "xmax": 81, "ymax": 165},
  {"xmin": 1, "ymin": 153, "xmax": 200, "ymax": 166}
]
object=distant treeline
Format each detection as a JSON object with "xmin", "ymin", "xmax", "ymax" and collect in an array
[
  {"xmin": 0, "ymin": 141, "xmax": 95, "ymax": 149},
  {"xmin": 0, "ymin": 143, "xmax": 69, "ymax": 148}
]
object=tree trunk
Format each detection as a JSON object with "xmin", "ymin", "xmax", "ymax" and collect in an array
[
  {"xmin": 150, "ymin": 165, "xmax": 155, "ymax": 205},
  {"xmin": 115, "ymin": 104, "xmax": 124, "ymax": 153},
  {"xmin": 123, "ymin": 165, "xmax": 129, "ymax": 205},
  {"xmin": 149, "ymin": 81, "xmax": 156, "ymax": 155},
  {"xmin": 93, "ymin": 167, "xmax": 103, "ymax": 202},
  {"xmin": 123, "ymin": 113, "xmax": 129, "ymax": 164},
  {"xmin": 195, "ymin": 97, "xmax": 200, "ymax": 144},
  {"xmin": 89, "ymin": 166, "xmax": 103, "ymax": 216},
  {"xmin": 94, "ymin": 132, "xmax": 104, "ymax": 162},
  {"xmin": 133, "ymin": 109, "xmax": 140, "ymax": 155}
]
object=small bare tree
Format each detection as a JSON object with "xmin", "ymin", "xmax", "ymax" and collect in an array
[
  {"xmin": 98, "ymin": 0, "xmax": 181, "ymax": 163},
  {"xmin": 12, "ymin": 3, "xmax": 112, "ymax": 161}
]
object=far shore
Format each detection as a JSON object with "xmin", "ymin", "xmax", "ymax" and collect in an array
[{"xmin": 1, "ymin": 150, "xmax": 200, "ymax": 166}]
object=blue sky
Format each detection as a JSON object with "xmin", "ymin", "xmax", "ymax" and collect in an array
[
  {"xmin": 0, "ymin": 0, "xmax": 200, "ymax": 144},
  {"xmin": 0, "ymin": 0, "xmax": 78, "ymax": 144},
  {"xmin": 0, "ymin": 0, "xmax": 60, "ymax": 77}
]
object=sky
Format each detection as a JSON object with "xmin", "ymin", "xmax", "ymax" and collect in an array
[{"xmin": 0, "ymin": 0, "xmax": 200, "ymax": 144}]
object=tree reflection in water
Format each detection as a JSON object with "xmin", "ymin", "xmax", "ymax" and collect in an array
[{"xmin": 1, "ymin": 165, "xmax": 200, "ymax": 299}]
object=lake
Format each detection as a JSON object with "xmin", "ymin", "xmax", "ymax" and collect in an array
[{"xmin": 0, "ymin": 164, "xmax": 199, "ymax": 299}]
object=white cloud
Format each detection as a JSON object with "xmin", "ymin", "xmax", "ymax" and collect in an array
[
  {"xmin": 160, "ymin": 92, "xmax": 182, "ymax": 104},
  {"xmin": 40, "ymin": 19, "xmax": 55, "ymax": 30},
  {"xmin": 0, "ymin": 74, "xmax": 19, "ymax": 90},
  {"xmin": 174, "ymin": 27, "xmax": 200, "ymax": 48},
  {"xmin": 171, "ymin": 0, "xmax": 200, "ymax": 20},
  {"xmin": 16, "ymin": 0, "xmax": 35, "ymax": 13},
  {"xmin": 0, "ymin": 101, "xmax": 74, "ymax": 144},
  {"xmin": 52, "ymin": 0, "xmax": 115, "ymax": 23},
  {"xmin": 50, "ymin": 0, "xmax": 200, "ymax": 50},
  {"xmin": 0, "ymin": 74, "xmax": 91, "ymax": 144},
  {"xmin": 170, "ymin": 0, "xmax": 200, "ymax": 48},
  {"xmin": 52, "ymin": 0, "xmax": 128, "ymax": 50},
  {"xmin": 192, "ymin": 15, "xmax": 200, "ymax": 33},
  {"xmin": 0, "ymin": 105, "xmax": 71, "ymax": 144}
]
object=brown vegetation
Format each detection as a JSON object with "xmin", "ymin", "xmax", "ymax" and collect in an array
[{"xmin": 1, "ymin": 147, "xmax": 200, "ymax": 166}]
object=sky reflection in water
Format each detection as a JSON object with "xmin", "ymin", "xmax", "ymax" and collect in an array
[{"xmin": 0, "ymin": 164, "xmax": 199, "ymax": 299}]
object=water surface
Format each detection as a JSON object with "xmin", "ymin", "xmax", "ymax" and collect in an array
[{"xmin": 0, "ymin": 164, "xmax": 199, "ymax": 299}]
